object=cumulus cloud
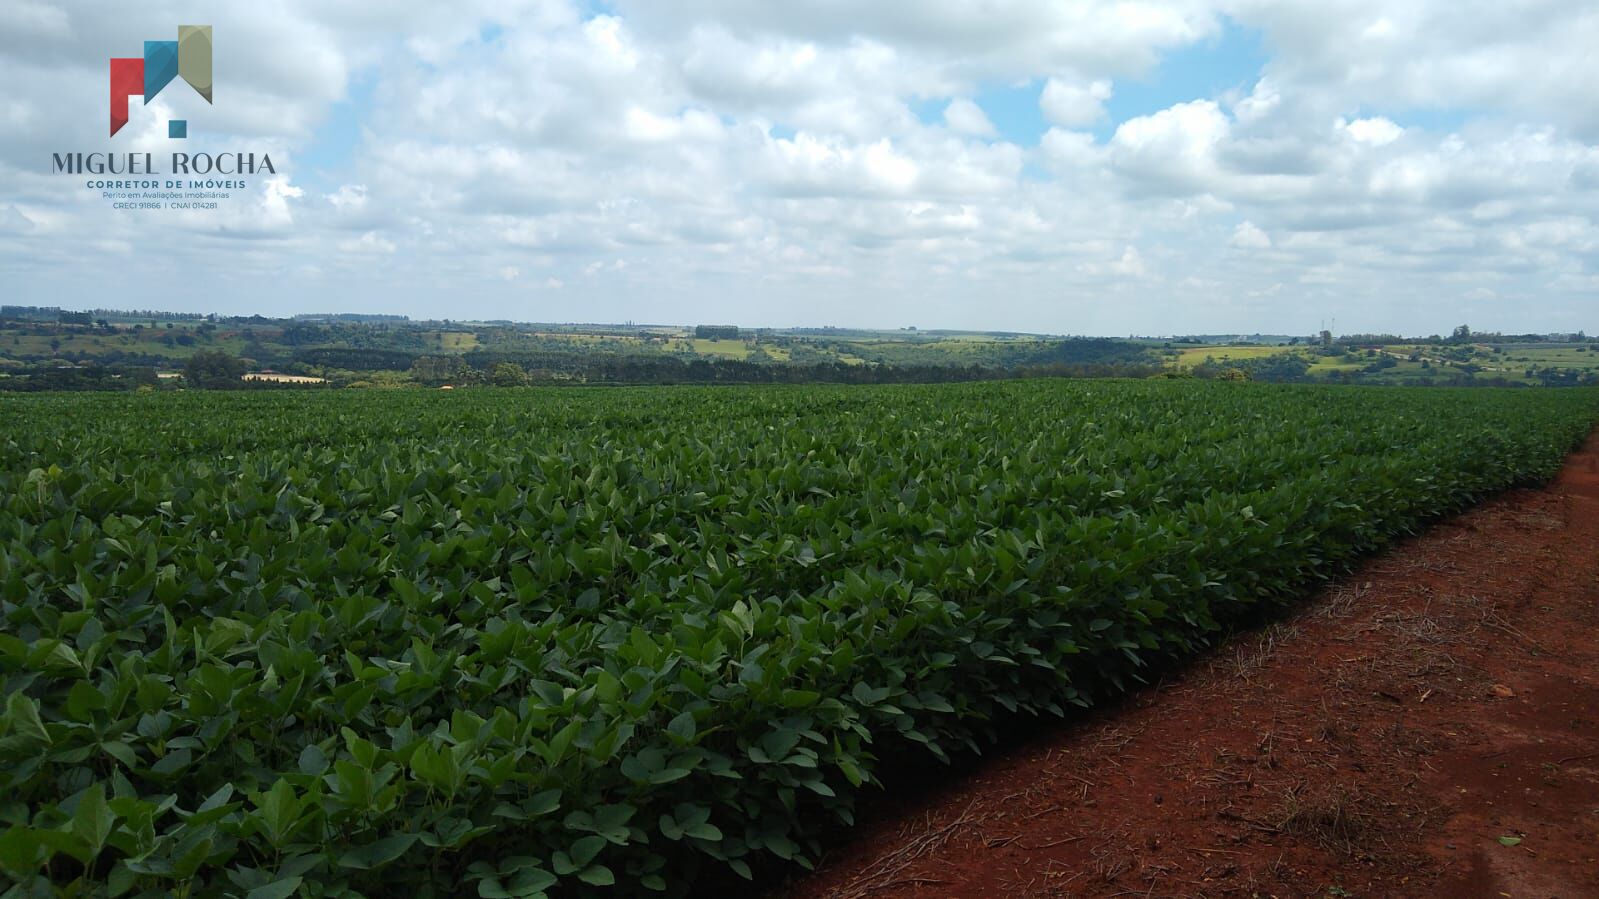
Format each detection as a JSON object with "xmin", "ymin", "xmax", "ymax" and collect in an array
[
  {"xmin": 0, "ymin": 0, "xmax": 1596, "ymax": 334},
  {"xmin": 1040, "ymin": 77, "xmax": 1113, "ymax": 127},
  {"xmin": 1343, "ymin": 117, "xmax": 1403, "ymax": 146},
  {"xmin": 1230, "ymin": 221, "xmax": 1272, "ymax": 248},
  {"xmin": 328, "ymin": 185, "xmax": 369, "ymax": 211},
  {"xmin": 338, "ymin": 231, "xmax": 396, "ymax": 255},
  {"xmin": 943, "ymin": 98, "xmax": 996, "ymax": 137},
  {"xmin": 1110, "ymin": 100, "xmax": 1232, "ymax": 196}
]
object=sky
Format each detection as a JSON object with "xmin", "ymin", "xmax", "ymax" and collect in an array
[{"xmin": 2, "ymin": 1, "xmax": 1597, "ymax": 336}]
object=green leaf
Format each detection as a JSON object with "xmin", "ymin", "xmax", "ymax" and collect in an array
[
  {"xmin": 684, "ymin": 821, "xmax": 723, "ymax": 841},
  {"xmin": 578, "ymin": 865, "xmax": 615, "ymax": 886},
  {"xmin": 780, "ymin": 689, "xmax": 821, "ymax": 708},
  {"xmin": 507, "ymin": 866, "xmax": 557, "ymax": 894},
  {"xmin": 338, "ymin": 833, "xmax": 419, "ymax": 870},
  {"xmin": 666, "ymin": 711, "xmax": 696, "ymax": 742},
  {"xmin": 0, "ymin": 825, "xmax": 46, "ymax": 876},
  {"xmin": 101, "ymin": 740, "xmax": 138, "ymax": 768},
  {"xmin": 298, "ymin": 743, "xmax": 329, "ymax": 776},
  {"xmin": 71, "ymin": 784, "xmax": 115, "ymax": 854},
  {"xmin": 150, "ymin": 748, "xmax": 192, "ymax": 776},
  {"xmin": 477, "ymin": 879, "xmax": 512, "ymax": 899},
  {"xmin": 525, "ymin": 789, "xmax": 561, "ymax": 817},
  {"xmin": 5, "ymin": 692, "xmax": 49, "ymax": 745},
  {"xmin": 838, "ymin": 756, "xmax": 866, "ymax": 787},
  {"xmin": 801, "ymin": 779, "xmax": 836, "ymax": 797},
  {"xmin": 254, "ymin": 779, "xmax": 301, "ymax": 847},
  {"xmin": 245, "ymin": 877, "xmax": 305, "ymax": 899},
  {"xmin": 67, "ymin": 681, "xmax": 108, "ymax": 718},
  {"xmin": 1498, "ymin": 835, "xmax": 1522, "ymax": 847},
  {"xmin": 106, "ymin": 860, "xmax": 137, "ymax": 896},
  {"xmin": 567, "ymin": 834, "xmax": 606, "ymax": 867},
  {"xmin": 199, "ymin": 783, "xmax": 235, "ymax": 813}
]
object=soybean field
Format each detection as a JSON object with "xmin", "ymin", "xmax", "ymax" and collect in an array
[{"xmin": 2, "ymin": 381, "xmax": 1596, "ymax": 897}]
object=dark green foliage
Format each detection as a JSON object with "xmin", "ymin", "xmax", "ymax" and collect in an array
[
  {"xmin": 1192, "ymin": 354, "xmax": 1312, "ymax": 383},
  {"xmin": 460, "ymin": 351, "xmax": 998, "ymax": 385},
  {"xmin": 292, "ymin": 348, "xmax": 420, "ymax": 372},
  {"xmin": 182, "ymin": 352, "xmax": 247, "ymax": 390},
  {"xmin": 1, "ymin": 382, "xmax": 1595, "ymax": 897},
  {"xmin": 1016, "ymin": 338, "xmax": 1159, "ymax": 367}
]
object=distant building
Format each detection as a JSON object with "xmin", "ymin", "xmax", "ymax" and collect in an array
[{"xmin": 242, "ymin": 372, "xmax": 327, "ymax": 384}]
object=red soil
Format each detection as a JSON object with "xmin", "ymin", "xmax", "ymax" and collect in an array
[{"xmin": 783, "ymin": 432, "xmax": 1599, "ymax": 898}]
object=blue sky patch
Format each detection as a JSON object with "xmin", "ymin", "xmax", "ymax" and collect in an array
[
  {"xmin": 1100, "ymin": 18, "xmax": 1266, "ymax": 139},
  {"xmin": 909, "ymin": 17, "xmax": 1268, "ymax": 148},
  {"xmin": 297, "ymin": 71, "xmax": 376, "ymax": 191}
]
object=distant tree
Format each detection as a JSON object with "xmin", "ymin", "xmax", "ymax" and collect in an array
[
  {"xmin": 490, "ymin": 362, "xmax": 529, "ymax": 387},
  {"xmin": 282, "ymin": 322, "xmax": 327, "ymax": 346},
  {"xmin": 410, "ymin": 355, "xmax": 467, "ymax": 385},
  {"xmin": 184, "ymin": 350, "xmax": 247, "ymax": 388},
  {"xmin": 1451, "ymin": 324, "xmax": 1472, "ymax": 342}
]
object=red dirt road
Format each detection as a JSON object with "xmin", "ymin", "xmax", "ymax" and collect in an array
[{"xmin": 784, "ymin": 432, "xmax": 1599, "ymax": 898}]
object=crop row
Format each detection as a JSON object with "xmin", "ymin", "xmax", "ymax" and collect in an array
[{"xmin": 1, "ymin": 381, "xmax": 1595, "ymax": 897}]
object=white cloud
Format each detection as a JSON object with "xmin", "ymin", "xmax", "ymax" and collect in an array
[
  {"xmin": 254, "ymin": 178, "xmax": 304, "ymax": 231},
  {"xmin": 0, "ymin": 1, "xmax": 70, "ymax": 41},
  {"xmin": 1111, "ymin": 245, "xmax": 1146, "ymax": 277},
  {"xmin": 943, "ymin": 98, "xmax": 996, "ymax": 137},
  {"xmin": 624, "ymin": 107, "xmax": 723, "ymax": 142},
  {"xmin": 327, "ymin": 185, "xmax": 368, "ymax": 211},
  {"xmin": 1110, "ymin": 99, "xmax": 1231, "ymax": 195},
  {"xmin": 763, "ymin": 134, "xmax": 921, "ymax": 197},
  {"xmin": 1040, "ymin": 77, "xmax": 1113, "ymax": 127},
  {"xmin": 1344, "ymin": 117, "xmax": 1403, "ymax": 146},
  {"xmin": 1039, "ymin": 128, "xmax": 1102, "ymax": 170},
  {"xmin": 1230, "ymin": 220, "xmax": 1272, "ymax": 248},
  {"xmin": 338, "ymin": 231, "xmax": 396, "ymax": 254},
  {"xmin": 1, "ymin": 0, "xmax": 1597, "ymax": 335}
]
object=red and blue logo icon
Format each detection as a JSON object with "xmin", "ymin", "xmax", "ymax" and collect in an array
[{"xmin": 110, "ymin": 25, "xmax": 212, "ymax": 138}]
